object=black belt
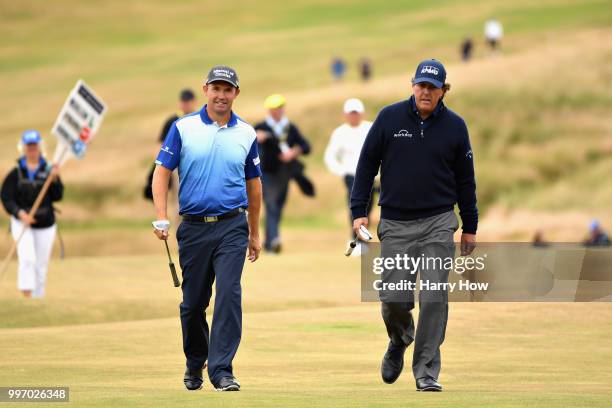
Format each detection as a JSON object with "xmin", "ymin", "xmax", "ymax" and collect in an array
[{"xmin": 182, "ymin": 208, "xmax": 245, "ymax": 223}]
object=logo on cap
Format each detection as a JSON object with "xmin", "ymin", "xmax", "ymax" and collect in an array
[
  {"xmin": 421, "ymin": 66, "xmax": 439, "ymax": 75},
  {"xmin": 213, "ymin": 69, "xmax": 234, "ymax": 79},
  {"xmin": 206, "ymin": 65, "xmax": 239, "ymax": 87}
]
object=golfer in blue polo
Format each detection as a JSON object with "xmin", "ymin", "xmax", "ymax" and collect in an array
[{"xmin": 152, "ymin": 65, "xmax": 262, "ymax": 392}]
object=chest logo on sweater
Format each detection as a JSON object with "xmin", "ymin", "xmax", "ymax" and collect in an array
[{"xmin": 393, "ymin": 129, "xmax": 413, "ymax": 138}]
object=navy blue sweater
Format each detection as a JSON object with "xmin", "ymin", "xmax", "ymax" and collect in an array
[{"xmin": 351, "ymin": 96, "xmax": 478, "ymax": 234}]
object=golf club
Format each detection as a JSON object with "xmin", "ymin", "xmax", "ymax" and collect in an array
[
  {"xmin": 164, "ymin": 239, "xmax": 180, "ymax": 287},
  {"xmin": 153, "ymin": 220, "xmax": 180, "ymax": 288},
  {"xmin": 345, "ymin": 225, "xmax": 373, "ymax": 257},
  {"xmin": 345, "ymin": 240, "xmax": 358, "ymax": 256}
]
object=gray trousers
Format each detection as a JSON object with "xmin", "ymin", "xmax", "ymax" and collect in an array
[{"xmin": 377, "ymin": 210, "xmax": 458, "ymax": 380}]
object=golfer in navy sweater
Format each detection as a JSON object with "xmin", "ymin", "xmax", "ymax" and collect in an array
[{"xmin": 351, "ymin": 59, "xmax": 478, "ymax": 391}]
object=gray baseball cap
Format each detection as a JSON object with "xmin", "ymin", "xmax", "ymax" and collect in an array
[{"xmin": 205, "ymin": 65, "xmax": 239, "ymax": 88}]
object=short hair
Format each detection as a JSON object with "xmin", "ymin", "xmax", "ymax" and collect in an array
[{"xmin": 179, "ymin": 89, "xmax": 195, "ymax": 102}]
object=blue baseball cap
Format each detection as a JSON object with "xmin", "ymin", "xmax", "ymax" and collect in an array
[
  {"xmin": 413, "ymin": 59, "xmax": 446, "ymax": 88},
  {"xmin": 21, "ymin": 129, "xmax": 41, "ymax": 144}
]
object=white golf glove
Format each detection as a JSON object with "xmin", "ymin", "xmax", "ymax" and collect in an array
[
  {"xmin": 358, "ymin": 225, "xmax": 372, "ymax": 241},
  {"xmin": 152, "ymin": 219, "xmax": 170, "ymax": 232}
]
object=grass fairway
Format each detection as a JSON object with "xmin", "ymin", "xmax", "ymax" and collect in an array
[{"xmin": 1, "ymin": 235, "xmax": 611, "ymax": 407}]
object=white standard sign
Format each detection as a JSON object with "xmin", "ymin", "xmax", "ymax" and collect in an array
[{"xmin": 51, "ymin": 79, "xmax": 107, "ymax": 161}]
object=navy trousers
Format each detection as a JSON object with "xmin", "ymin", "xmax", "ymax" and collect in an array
[{"xmin": 176, "ymin": 214, "xmax": 248, "ymax": 385}]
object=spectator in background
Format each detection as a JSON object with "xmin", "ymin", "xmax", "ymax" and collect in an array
[
  {"xmin": 484, "ymin": 19, "xmax": 503, "ymax": 53},
  {"xmin": 324, "ymin": 98, "xmax": 374, "ymax": 236},
  {"xmin": 144, "ymin": 89, "xmax": 197, "ymax": 201},
  {"xmin": 532, "ymin": 230, "xmax": 549, "ymax": 247},
  {"xmin": 460, "ymin": 37, "xmax": 474, "ymax": 62},
  {"xmin": 255, "ymin": 94, "xmax": 311, "ymax": 253},
  {"xmin": 331, "ymin": 57, "xmax": 347, "ymax": 81},
  {"xmin": 1, "ymin": 130, "xmax": 63, "ymax": 298},
  {"xmin": 584, "ymin": 220, "xmax": 610, "ymax": 246},
  {"xmin": 158, "ymin": 89, "xmax": 197, "ymax": 144},
  {"xmin": 359, "ymin": 58, "xmax": 372, "ymax": 81}
]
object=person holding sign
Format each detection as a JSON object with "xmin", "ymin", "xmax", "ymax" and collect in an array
[
  {"xmin": 1, "ymin": 130, "xmax": 63, "ymax": 298},
  {"xmin": 0, "ymin": 80, "xmax": 105, "ymax": 293}
]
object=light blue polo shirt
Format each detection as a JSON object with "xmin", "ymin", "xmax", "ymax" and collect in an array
[{"xmin": 155, "ymin": 105, "xmax": 262, "ymax": 216}]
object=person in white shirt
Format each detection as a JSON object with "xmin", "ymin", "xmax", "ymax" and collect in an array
[
  {"xmin": 484, "ymin": 19, "xmax": 503, "ymax": 52},
  {"xmin": 324, "ymin": 98, "xmax": 375, "ymax": 235}
]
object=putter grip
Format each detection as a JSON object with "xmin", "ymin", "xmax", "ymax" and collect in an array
[
  {"xmin": 345, "ymin": 240, "xmax": 357, "ymax": 257},
  {"xmin": 169, "ymin": 262, "xmax": 180, "ymax": 287}
]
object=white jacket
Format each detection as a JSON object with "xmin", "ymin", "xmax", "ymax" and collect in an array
[{"xmin": 324, "ymin": 121, "xmax": 372, "ymax": 177}]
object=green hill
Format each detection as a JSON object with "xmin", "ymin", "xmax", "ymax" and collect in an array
[{"xmin": 0, "ymin": 0, "xmax": 611, "ymax": 245}]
